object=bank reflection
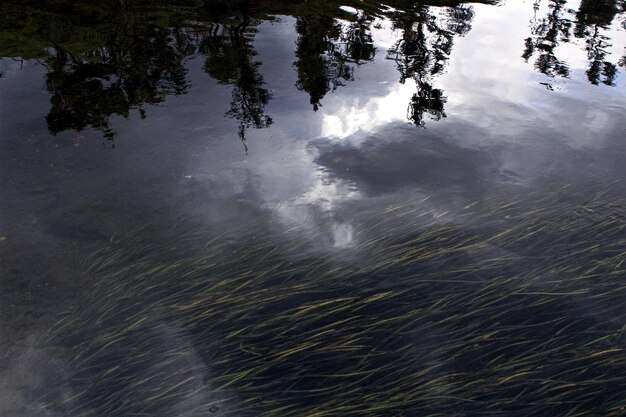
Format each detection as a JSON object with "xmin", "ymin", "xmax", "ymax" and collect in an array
[
  {"xmin": 44, "ymin": 24, "xmax": 192, "ymax": 142},
  {"xmin": 0, "ymin": 0, "xmax": 624, "ymax": 143}
]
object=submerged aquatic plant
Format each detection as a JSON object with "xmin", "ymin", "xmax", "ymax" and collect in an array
[{"xmin": 42, "ymin": 185, "xmax": 626, "ymax": 416}]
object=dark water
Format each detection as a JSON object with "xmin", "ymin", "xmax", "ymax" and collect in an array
[{"xmin": 0, "ymin": 0, "xmax": 625, "ymax": 415}]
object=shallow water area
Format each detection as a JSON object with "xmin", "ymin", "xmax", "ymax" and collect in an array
[{"xmin": 1, "ymin": 0, "xmax": 625, "ymax": 416}]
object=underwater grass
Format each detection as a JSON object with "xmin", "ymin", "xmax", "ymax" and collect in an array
[{"xmin": 42, "ymin": 185, "xmax": 626, "ymax": 416}]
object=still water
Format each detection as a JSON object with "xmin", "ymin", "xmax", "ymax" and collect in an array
[{"xmin": 1, "ymin": 0, "xmax": 625, "ymax": 415}]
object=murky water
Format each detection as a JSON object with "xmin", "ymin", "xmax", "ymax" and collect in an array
[{"xmin": 1, "ymin": 1, "xmax": 625, "ymax": 416}]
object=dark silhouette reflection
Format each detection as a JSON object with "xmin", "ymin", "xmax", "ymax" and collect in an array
[
  {"xmin": 574, "ymin": 0, "xmax": 623, "ymax": 85},
  {"xmin": 0, "ymin": 0, "xmax": 501, "ymax": 138},
  {"xmin": 294, "ymin": 12, "xmax": 375, "ymax": 111},
  {"xmin": 523, "ymin": 0, "xmax": 572, "ymax": 79},
  {"xmin": 1, "ymin": 0, "xmax": 623, "ymax": 142},
  {"xmin": 523, "ymin": 0, "xmax": 624, "ymax": 86},
  {"xmin": 43, "ymin": 21, "xmax": 193, "ymax": 142},
  {"xmin": 0, "ymin": 1, "xmax": 276, "ymax": 144},
  {"xmin": 386, "ymin": 4, "xmax": 476, "ymax": 126},
  {"xmin": 199, "ymin": 16, "xmax": 273, "ymax": 151}
]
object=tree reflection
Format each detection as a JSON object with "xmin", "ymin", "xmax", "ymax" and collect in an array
[
  {"xmin": 294, "ymin": 12, "xmax": 375, "ymax": 111},
  {"xmin": 574, "ymin": 0, "xmax": 622, "ymax": 86},
  {"xmin": 523, "ymin": 0, "xmax": 624, "ymax": 86},
  {"xmin": 386, "ymin": 4, "xmax": 476, "ymax": 126},
  {"xmin": 523, "ymin": 0, "xmax": 571, "ymax": 79},
  {"xmin": 1, "ymin": 1, "xmax": 276, "ymax": 145},
  {"xmin": 199, "ymin": 15, "xmax": 273, "ymax": 151},
  {"xmin": 44, "ymin": 21, "xmax": 192, "ymax": 142},
  {"xmin": 1, "ymin": 0, "xmax": 623, "ymax": 143}
]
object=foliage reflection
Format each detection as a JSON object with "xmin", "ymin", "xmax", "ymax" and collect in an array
[{"xmin": 0, "ymin": 0, "xmax": 624, "ymax": 141}]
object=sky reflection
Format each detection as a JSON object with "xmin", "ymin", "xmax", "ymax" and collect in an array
[{"xmin": 1, "ymin": 1, "xmax": 626, "ymax": 416}]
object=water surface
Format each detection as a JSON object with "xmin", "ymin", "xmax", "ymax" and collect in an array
[{"xmin": 1, "ymin": 1, "xmax": 625, "ymax": 416}]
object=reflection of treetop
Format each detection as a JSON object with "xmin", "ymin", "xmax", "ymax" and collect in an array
[
  {"xmin": 0, "ymin": 0, "xmax": 623, "ymax": 140},
  {"xmin": 385, "ymin": 4, "xmax": 477, "ymax": 126},
  {"xmin": 0, "ymin": 0, "xmax": 500, "ymax": 138},
  {"xmin": 523, "ymin": 0, "xmax": 624, "ymax": 86},
  {"xmin": 45, "ymin": 24, "xmax": 192, "ymax": 138},
  {"xmin": 199, "ymin": 18, "xmax": 272, "ymax": 150},
  {"xmin": 294, "ymin": 13, "xmax": 376, "ymax": 111}
]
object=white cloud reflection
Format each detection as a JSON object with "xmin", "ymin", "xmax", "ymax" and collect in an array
[
  {"xmin": 181, "ymin": 2, "xmax": 626, "ymax": 247},
  {"xmin": 320, "ymin": 79, "xmax": 416, "ymax": 139}
]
